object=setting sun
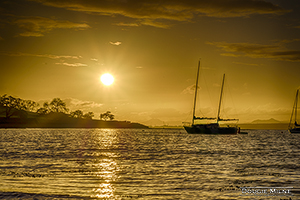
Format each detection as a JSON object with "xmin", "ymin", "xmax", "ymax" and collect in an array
[{"xmin": 100, "ymin": 73, "xmax": 114, "ymax": 86}]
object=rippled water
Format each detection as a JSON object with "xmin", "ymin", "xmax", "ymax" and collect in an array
[{"xmin": 0, "ymin": 128, "xmax": 299, "ymax": 199}]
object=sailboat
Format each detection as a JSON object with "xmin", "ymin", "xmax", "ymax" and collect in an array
[
  {"xmin": 184, "ymin": 61, "xmax": 239, "ymax": 134},
  {"xmin": 288, "ymin": 89, "xmax": 300, "ymax": 133}
]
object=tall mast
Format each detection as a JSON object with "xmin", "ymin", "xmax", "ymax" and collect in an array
[
  {"xmin": 217, "ymin": 74, "xmax": 225, "ymax": 123},
  {"xmin": 289, "ymin": 89, "xmax": 298, "ymax": 129},
  {"xmin": 192, "ymin": 60, "xmax": 200, "ymax": 125},
  {"xmin": 295, "ymin": 89, "xmax": 298, "ymax": 124}
]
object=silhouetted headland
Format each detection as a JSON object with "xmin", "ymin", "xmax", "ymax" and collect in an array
[
  {"xmin": 0, "ymin": 95, "xmax": 148, "ymax": 129},
  {"xmin": 0, "ymin": 112, "xmax": 148, "ymax": 128}
]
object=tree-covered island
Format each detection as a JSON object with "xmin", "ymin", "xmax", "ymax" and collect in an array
[{"xmin": 0, "ymin": 94, "xmax": 148, "ymax": 129}]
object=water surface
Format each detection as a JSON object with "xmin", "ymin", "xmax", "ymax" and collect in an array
[{"xmin": 0, "ymin": 128, "xmax": 299, "ymax": 199}]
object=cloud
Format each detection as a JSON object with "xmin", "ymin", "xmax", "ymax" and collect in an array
[
  {"xmin": 208, "ymin": 40, "xmax": 300, "ymax": 62},
  {"xmin": 114, "ymin": 22, "xmax": 139, "ymax": 27},
  {"xmin": 1, "ymin": 51, "xmax": 88, "ymax": 67},
  {"xmin": 139, "ymin": 19, "xmax": 171, "ymax": 28},
  {"xmin": 37, "ymin": 98, "xmax": 103, "ymax": 113},
  {"xmin": 109, "ymin": 41, "xmax": 122, "ymax": 46},
  {"xmin": 0, "ymin": 52, "xmax": 81, "ymax": 59},
  {"xmin": 64, "ymin": 98, "xmax": 103, "ymax": 112},
  {"xmin": 181, "ymin": 84, "xmax": 199, "ymax": 94},
  {"xmin": 237, "ymin": 104, "xmax": 291, "ymax": 122},
  {"xmin": 116, "ymin": 20, "xmax": 171, "ymax": 28},
  {"xmin": 55, "ymin": 62, "xmax": 87, "ymax": 67},
  {"xmin": 29, "ymin": 0, "xmax": 288, "ymax": 28},
  {"xmin": 233, "ymin": 62, "xmax": 260, "ymax": 66},
  {"xmin": 150, "ymin": 108, "xmax": 182, "ymax": 120},
  {"xmin": 13, "ymin": 16, "xmax": 90, "ymax": 37}
]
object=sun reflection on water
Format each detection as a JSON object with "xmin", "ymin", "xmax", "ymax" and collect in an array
[
  {"xmin": 94, "ymin": 159, "xmax": 119, "ymax": 181},
  {"xmin": 89, "ymin": 129, "xmax": 120, "ymax": 199},
  {"xmin": 92, "ymin": 182, "xmax": 115, "ymax": 199}
]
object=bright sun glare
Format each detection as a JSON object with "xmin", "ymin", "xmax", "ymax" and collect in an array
[{"xmin": 100, "ymin": 73, "xmax": 114, "ymax": 86}]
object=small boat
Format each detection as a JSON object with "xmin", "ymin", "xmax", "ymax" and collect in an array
[
  {"xmin": 288, "ymin": 89, "xmax": 300, "ymax": 133},
  {"xmin": 184, "ymin": 61, "xmax": 239, "ymax": 134}
]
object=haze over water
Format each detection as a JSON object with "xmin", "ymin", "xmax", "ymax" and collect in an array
[{"xmin": 0, "ymin": 128, "xmax": 299, "ymax": 199}]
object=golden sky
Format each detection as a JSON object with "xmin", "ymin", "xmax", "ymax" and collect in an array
[{"xmin": 1, "ymin": 0, "xmax": 300, "ymax": 125}]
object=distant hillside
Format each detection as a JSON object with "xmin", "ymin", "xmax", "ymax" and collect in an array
[
  {"xmin": 251, "ymin": 118, "xmax": 282, "ymax": 124},
  {"xmin": 236, "ymin": 118, "xmax": 289, "ymax": 129},
  {"xmin": 143, "ymin": 118, "xmax": 183, "ymax": 127},
  {"xmin": 143, "ymin": 118, "xmax": 165, "ymax": 126}
]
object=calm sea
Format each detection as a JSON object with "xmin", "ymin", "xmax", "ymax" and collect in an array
[{"xmin": 0, "ymin": 128, "xmax": 299, "ymax": 200}]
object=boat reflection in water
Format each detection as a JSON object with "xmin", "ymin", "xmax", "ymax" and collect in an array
[{"xmin": 184, "ymin": 61, "xmax": 239, "ymax": 134}]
